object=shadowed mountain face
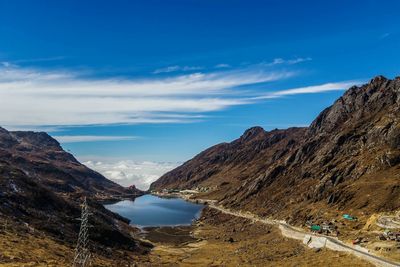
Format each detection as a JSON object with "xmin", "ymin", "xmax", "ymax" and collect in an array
[
  {"xmin": 151, "ymin": 76, "xmax": 400, "ymax": 222},
  {"xmin": 0, "ymin": 128, "xmax": 149, "ymax": 254},
  {"xmin": 0, "ymin": 129, "xmax": 142, "ymax": 198}
]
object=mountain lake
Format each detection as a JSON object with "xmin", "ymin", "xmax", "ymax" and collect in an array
[{"xmin": 104, "ymin": 194, "xmax": 204, "ymax": 228}]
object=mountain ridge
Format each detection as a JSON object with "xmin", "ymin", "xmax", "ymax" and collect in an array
[
  {"xmin": 151, "ymin": 75, "xmax": 400, "ymax": 223},
  {"xmin": 0, "ymin": 127, "xmax": 150, "ymax": 259}
]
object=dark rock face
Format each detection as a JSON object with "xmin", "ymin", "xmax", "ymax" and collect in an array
[
  {"xmin": 151, "ymin": 76, "xmax": 400, "ymax": 219},
  {"xmin": 0, "ymin": 128, "xmax": 149, "ymax": 254},
  {"xmin": 0, "ymin": 127, "xmax": 18, "ymax": 148}
]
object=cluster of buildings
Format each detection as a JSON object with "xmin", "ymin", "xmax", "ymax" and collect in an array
[
  {"xmin": 154, "ymin": 186, "xmax": 215, "ymax": 195},
  {"xmin": 305, "ymin": 214, "xmax": 360, "ymax": 237},
  {"xmin": 379, "ymin": 230, "xmax": 400, "ymax": 242},
  {"xmin": 306, "ymin": 220, "xmax": 339, "ymax": 236}
]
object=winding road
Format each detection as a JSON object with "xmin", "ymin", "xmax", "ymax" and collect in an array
[
  {"xmin": 202, "ymin": 200, "xmax": 400, "ymax": 267},
  {"xmin": 154, "ymin": 193, "xmax": 400, "ymax": 266},
  {"xmin": 376, "ymin": 216, "xmax": 400, "ymax": 229}
]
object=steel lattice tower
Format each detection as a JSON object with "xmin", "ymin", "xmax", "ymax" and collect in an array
[{"xmin": 73, "ymin": 197, "xmax": 91, "ymax": 267}]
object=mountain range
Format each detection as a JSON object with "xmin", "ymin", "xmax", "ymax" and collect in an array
[
  {"xmin": 1, "ymin": 75, "xmax": 399, "ymax": 264},
  {"xmin": 151, "ymin": 76, "xmax": 400, "ymax": 223}
]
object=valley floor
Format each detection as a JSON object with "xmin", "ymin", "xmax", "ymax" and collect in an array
[
  {"xmin": 0, "ymin": 206, "xmax": 396, "ymax": 266},
  {"xmin": 137, "ymin": 207, "xmax": 374, "ymax": 266}
]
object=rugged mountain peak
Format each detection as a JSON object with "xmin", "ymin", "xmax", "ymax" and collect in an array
[
  {"xmin": 370, "ymin": 75, "xmax": 388, "ymax": 84},
  {"xmin": 310, "ymin": 76, "xmax": 400, "ymax": 135},
  {"xmin": 0, "ymin": 127, "xmax": 17, "ymax": 148},
  {"xmin": 11, "ymin": 131, "xmax": 62, "ymax": 149},
  {"xmin": 240, "ymin": 126, "xmax": 265, "ymax": 141},
  {"xmin": 0, "ymin": 128, "xmax": 63, "ymax": 151},
  {"xmin": 0, "ymin": 126, "xmax": 143, "ymax": 197}
]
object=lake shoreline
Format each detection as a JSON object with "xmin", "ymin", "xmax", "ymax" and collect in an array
[
  {"xmin": 138, "ymin": 225, "xmax": 199, "ymax": 246},
  {"xmin": 104, "ymin": 194, "xmax": 205, "ymax": 228}
]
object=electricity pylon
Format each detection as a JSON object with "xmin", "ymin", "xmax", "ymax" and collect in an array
[{"xmin": 73, "ymin": 197, "xmax": 91, "ymax": 267}]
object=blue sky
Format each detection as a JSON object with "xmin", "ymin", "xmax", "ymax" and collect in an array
[{"xmin": 1, "ymin": 0, "xmax": 399, "ymax": 189}]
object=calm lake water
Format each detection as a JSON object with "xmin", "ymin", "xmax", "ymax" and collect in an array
[{"xmin": 104, "ymin": 194, "xmax": 204, "ymax": 227}]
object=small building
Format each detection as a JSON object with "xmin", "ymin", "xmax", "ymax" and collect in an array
[
  {"xmin": 311, "ymin": 225, "xmax": 321, "ymax": 232},
  {"xmin": 343, "ymin": 214, "xmax": 357, "ymax": 221},
  {"xmin": 382, "ymin": 230, "xmax": 400, "ymax": 241}
]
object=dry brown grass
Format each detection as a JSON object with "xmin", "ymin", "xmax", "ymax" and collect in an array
[
  {"xmin": 0, "ymin": 220, "xmax": 138, "ymax": 267},
  {"xmin": 141, "ymin": 208, "xmax": 374, "ymax": 266}
]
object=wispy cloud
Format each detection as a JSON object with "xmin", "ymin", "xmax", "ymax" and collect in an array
[
  {"xmin": 215, "ymin": 63, "xmax": 231, "ymax": 69},
  {"xmin": 0, "ymin": 64, "xmax": 294, "ymax": 127},
  {"xmin": 1, "ymin": 62, "xmax": 15, "ymax": 68},
  {"xmin": 1, "ymin": 56, "xmax": 65, "ymax": 67},
  {"xmin": 53, "ymin": 135, "xmax": 139, "ymax": 143},
  {"xmin": 255, "ymin": 81, "xmax": 363, "ymax": 99},
  {"xmin": 13, "ymin": 56, "xmax": 66, "ymax": 64},
  {"xmin": 84, "ymin": 160, "xmax": 179, "ymax": 190},
  {"xmin": 261, "ymin": 57, "xmax": 312, "ymax": 67},
  {"xmin": 153, "ymin": 65, "xmax": 203, "ymax": 74}
]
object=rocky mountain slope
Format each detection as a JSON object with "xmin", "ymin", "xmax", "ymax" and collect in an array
[
  {"xmin": 0, "ymin": 128, "xmax": 150, "ymax": 260},
  {"xmin": 151, "ymin": 76, "xmax": 400, "ymax": 222},
  {"xmin": 0, "ymin": 128, "xmax": 142, "ymax": 199}
]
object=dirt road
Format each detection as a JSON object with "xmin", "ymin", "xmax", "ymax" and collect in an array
[{"xmin": 204, "ymin": 201, "xmax": 400, "ymax": 267}]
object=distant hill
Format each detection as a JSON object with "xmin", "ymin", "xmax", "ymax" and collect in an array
[
  {"xmin": 151, "ymin": 76, "xmax": 400, "ymax": 222},
  {"xmin": 0, "ymin": 128, "xmax": 150, "ymax": 256}
]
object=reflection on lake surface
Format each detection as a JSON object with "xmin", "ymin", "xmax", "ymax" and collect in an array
[{"xmin": 104, "ymin": 194, "xmax": 204, "ymax": 227}]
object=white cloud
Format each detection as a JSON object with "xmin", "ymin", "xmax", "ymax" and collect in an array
[
  {"xmin": 53, "ymin": 135, "xmax": 139, "ymax": 143},
  {"xmin": 261, "ymin": 57, "xmax": 312, "ymax": 67},
  {"xmin": 255, "ymin": 81, "xmax": 363, "ymax": 99},
  {"xmin": 266, "ymin": 58, "xmax": 285, "ymax": 66},
  {"xmin": 215, "ymin": 63, "xmax": 231, "ymax": 69},
  {"xmin": 1, "ymin": 62, "xmax": 14, "ymax": 68},
  {"xmin": 1, "ymin": 57, "xmax": 65, "ymax": 67},
  {"xmin": 83, "ymin": 160, "xmax": 179, "ymax": 190},
  {"xmin": 0, "ymin": 64, "xmax": 294, "ymax": 127},
  {"xmin": 153, "ymin": 65, "xmax": 203, "ymax": 74},
  {"xmin": 153, "ymin": 65, "xmax": 180, "ymax": 74},
  {"xmin": 286, "ymin": 57, "xmax": 312, "ymax": 65}
]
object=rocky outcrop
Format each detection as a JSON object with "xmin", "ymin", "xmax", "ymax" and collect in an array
[{"xmin": 151, "ymin": 76, "xmax": 400, "ymax": 220}]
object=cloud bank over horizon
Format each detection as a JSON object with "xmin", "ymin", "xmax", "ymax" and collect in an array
[{"xmin": 83, "ymin": 160, "xmax": 179, "ymax": 190}]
